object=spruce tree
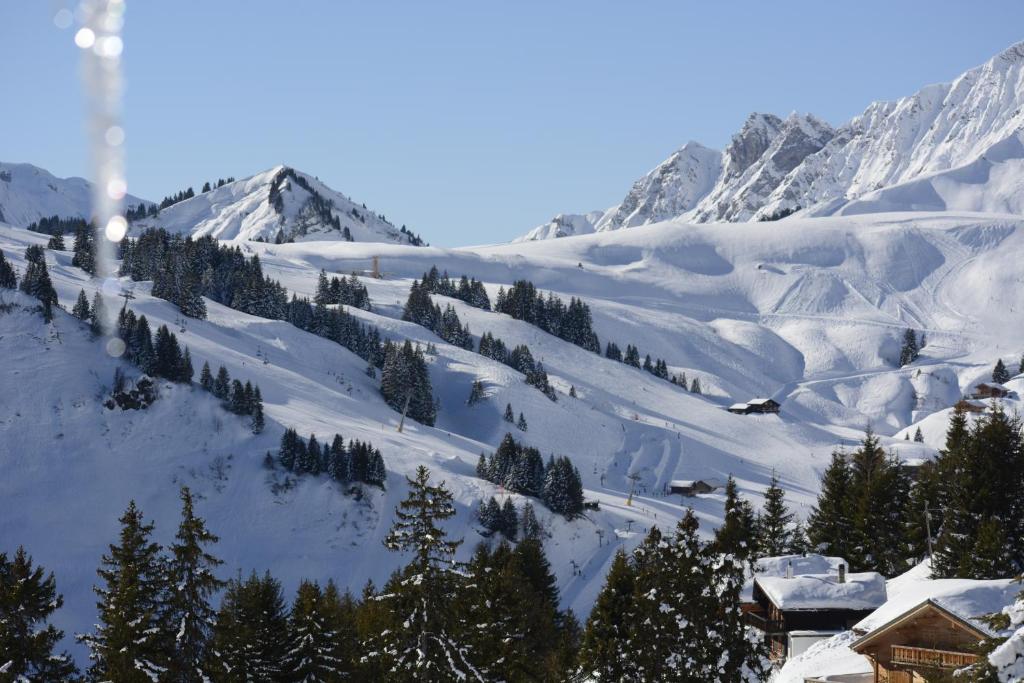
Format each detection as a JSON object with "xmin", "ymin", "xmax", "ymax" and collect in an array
[
  {"xmin": 285, "ymin": 581, "xmax": 344, "ymax": 681},
  {"xmin": 72, "ymin": 288, "xmax": 91, "ymax": 321},
  {"xmin": 79, "ymin": 500, "xmax": 169, "ymax": 682},
  {"xmin": 207, "ymin": 571, "xmax": 288, "ymax": 681},
  {"xmin": 517, "ymin": 412, "xmax": 528, "ymax": 431},
  {"xmin": 503, "ymin": 403, "xmax": 514, "ymax": 423},
  {"xmin": 846, "ymin": 429, "xmax": 912, "ymax": 574},
  {"xmin": 993, "ymin": 358, "xmax": 1011, "ymax": 384},
  {"xmin": 199, "ymin": 361, "xmax": 214, "ymax": 392},
  {"xmin": 690, "ymin": 377, "xmax": 702, "ymax": 394},
  {"xmin": 213, "ymin": 365, "xmax": 231, "ymax": 400},
  {"xmin": 90, "ymin": 292, "xmax": 107, "ymax": 336},
  {"xmin": 369, "ymin": 466, "xmax": 480, "ymax": 680},
  {"xmin": 580, "ymin": 550, "xmax": 636, "ymax": 681},
  {"xmin": 714, "ymin": 475, "xmax": 759, "ymax": 561},
  {"xmin": 756, "ymin": 472, "xmax": 795, "ymax": 557},
  {"xmin": 807, "ymin": 450, "xmax": 854, "ymax": 559},
  {"xmin": 0, "ymin": 248, "xmax": 16, "ymax": 289},
  {"xmin": 899, "ymin": 328, "xmax": 920, "ymax": 366},
  {"xmin": 520, "ymin": 502, "xmax": 542, "ymax": 539},
  {"xmin": 914, "ymin": 426, "xmax": 924, "ymax": 442},
  {"xmin": 165, "ymin": 487, "xmax": 224, "ymax": 683},
  {"xmin": 0, "ymin": 547, "xmax": 79, "ymax": 681}
]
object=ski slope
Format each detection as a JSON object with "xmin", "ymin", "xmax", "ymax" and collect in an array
[{"xmin": 2, "ymin": 209, "xmax": 1023, "ymax": 664}]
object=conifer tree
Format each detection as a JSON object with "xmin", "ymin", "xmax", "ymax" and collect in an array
[
  {"xmin": 756, "ymin": 472, "xmax": 795, "ymax": 557},
  {"xmin": 467, "ymin": 379, "xmax": 484, "ymax": 406},
  {"xmin": 90, "ymin": 292, "xmax": 107, "ymax": 336},
  {"xmin": 213, "ymin": 365, "xmax": 231, "ymax": 400},
  {"xmin": 993, "ymin": 358, "xmax": 1011, "ymax": 384},
  {"xmin": 899, "ymin": 328, "xmax": 920, "ymax": 366},
  {"xmin": 714, "ymin": 475, "xmax": 758, "ymax": 561},
  {"xmin": 0, "ymin": 248, "xmax": 17, "ymax": 289},
  {"xmin": 369, "ymin": 466, "xmax": 480, "ymax": 680},
  {"xmin": 165, "ymin": 487, "xmax": 224, "ymax": 683},
  {"xmin": 580, "ymin": 550, "xmax": 636, "ymax": 681},
  {"xmin": 914, "ymin": 426, "xmax": 924, "ymax": 442},
  {"xmin": 79, "ymin": 500, "xmax": 169, "ymax": 682},
  {"xmin": 503, "ymin": 403, "xmax": 514, "ymax": 423},
  {"xmin": 846, "ymin": 429, "xmax": 912, "ymax": 574},
  {"xmin": 517, "ymin": 412, "xmax": 528, "ymax": 431},
  {"xmin": 807, "ymin": 450, "xmax": 854, "ymax": 559},
  {"xmin": 500, "ymin": 498, "xmax": 519, "ymax": 540},
  {"xmin": 250, "ymin": 387, "xmax": 265, "ymax": 434},
  {"xmin": 199, "ymin": 361, "xmax": 214, "ymax": 392},
  {"xmin": 0, "ymin": 547, "xmax": 79, "ymax": 681},
  {"xmin": 285, "ymin": 581, "xmax": 344, "ymax": 681},
  {"xmin": 690, "ymin": 377, "xmax": 702, "ymax": 394},
  {"xmin": 207, "ymin": 571, "xmax": 288, "ymax": 681},
  {"xmin": 72, "ymin": 288, "xmax": 91, "ymax": 321},
  {"xmin": 520, "ymin": 502, "xmax": 542, "ymax": 539}
]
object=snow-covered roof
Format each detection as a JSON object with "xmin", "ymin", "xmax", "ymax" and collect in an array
[
  {"xmin": 772, "ymin": 631, "xmax": 872, "ymax": 683},
  {"xmin": 729, "ymin": 402, "xmax": 749, "ymax": 410},
  {"xmin": 853, "ymin": 575, "xmax": 1017, "ymax": 638},
  {"xmin": 748, "ymin": 397, "xmax": 778, "ymax": 405},
  {"xmin": 756, "ymin": 572, "xmax": 887, "ymax": 611},
  {"xmin": 669, "ymin": 479, "xmax": 698, "ymax": 487},
  {"xmin": 742, "ymin": 555, "xmax": 849, "ymax": 602}
]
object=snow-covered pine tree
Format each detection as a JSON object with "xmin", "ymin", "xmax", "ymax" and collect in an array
[
  {"xmin": 467, "ymin": 379, "xmax": 485, "ymax": 406},
  {"xmin": 165, "ymin": 487, "xmax": 224, "ymax": 683},
  {"xmin": 517, "ymin": 412, "xmax": 528, "ymax": 431},
  {"xmin": 914, "ymin": 426, "xmax": 924, "ymax": 442},
  {"xmin": 284, "ymin": 581, "xmax": 344, "ymax": 681},
  {"xmin": 519, "ymin": 502, "xmax": 542, "ymax": 539},
  {"xmin": 207, "ymin": 571, "xmax": 289, "ymax": 681},
  {"xmin": 690, "ymin": 377, "xmax": 702, "ymax": 394},
  {"xmin": 503, "ymin": 403, "xmax": 515, "ymax": 423},
  {"xmin": 899, "ymin": 328, "xmax": 920, "ymax": 366},
  {"xmin": 369, "ymin": 466, "xmax": 481, "ymax": 680},
  {"xmin": 78, "ymin": 500, "xmax": 169, "ymax": 682},
  {"xmin": 756, "ymin": 471, "xmax": 795, "ymax": 557},
  {"xmin": 0, "ymin": 547, "xmax": 79, "ymax": 681},
  {"xmin": 500, "ymin": 498, "xmax": 518, "ymax": 540}
]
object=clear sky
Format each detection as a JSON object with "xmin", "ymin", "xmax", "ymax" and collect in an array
[{"xmin": 2, "ymin": 2, "xmax": 1023, "ymax": 246}]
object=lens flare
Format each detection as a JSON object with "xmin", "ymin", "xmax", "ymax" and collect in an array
[
  {"xmin": 105, "ymin": 215, "xmax": 128, "ymax": 241},
  {"xmin": 74, "ymin": 27, "xmax": 95, "ymax": 48}
]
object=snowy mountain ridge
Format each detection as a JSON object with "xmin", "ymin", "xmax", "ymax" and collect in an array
[
  {"xmin": 0, "ymin": 161, "xmax": 150, "ymax": 228},
  {"xmin": 519, "ymin": 40, "xmax": 1024, "ymax": 240},
  {"xmin": 131, "ymin": 165, "xmax": 425, "ymax": 245}
]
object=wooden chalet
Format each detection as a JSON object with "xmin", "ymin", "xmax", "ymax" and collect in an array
[
  {"xmin": 971, "ymin": 382, "xmax": 1009, "ymax": 399},
  {"xmin": 849, "ymin": 577, "xmax": 1018, "ymax": 683},
  {"xmin": 729, "ymin": 398, "xmax": 782, "ymax": 415},
  {"xmin": 747, "ymin": 563, "xmax": 886, "ymax": 661},
  {"xmin": 954, "ymin": 398, "xmax": 986, "ymax": 414},
  {"xmin": 667, "ymin": 479, "xmax": 720, "ymax": 496}
]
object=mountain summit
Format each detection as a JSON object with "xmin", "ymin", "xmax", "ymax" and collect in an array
[{"xmin": 519, "ymin": 40, "xmax": 1024, "ymax": 240}]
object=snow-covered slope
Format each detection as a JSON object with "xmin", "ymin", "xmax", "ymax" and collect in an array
[
  {"xmin": 517, "ymin": 210, "xmax": 609, "ymax": 242},
  {"xmin": 521, "ymin": 41, "xmax": 1024, "ymax": 239},
  {"xmin": 0, "ymin": 161, "xmax": 149, "ymax": 227},
  {"xmin": 2, "ymin": 208, "xmax": 1023, "ymax": 664},
  {"xmin": 132, "ymin": 165, "xmax": 423, "ymax": 245}
]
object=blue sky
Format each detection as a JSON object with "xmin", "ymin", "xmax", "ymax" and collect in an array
[{"xmin": 2, "ymin": 2, "xmax": 1022, "ymax": 245}]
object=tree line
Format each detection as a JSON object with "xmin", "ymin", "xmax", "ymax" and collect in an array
[
  {"xmin": 475, "ymin": 433, "xmax": 585, "ymax": 519},
  {"xmin": 274, "ymin": 428, "xmax": 386, "ymax": 489},
  {"xmin": 421, "ymin": 265, "xmax": 491, "ymax": 310},
  {"xmin": 806, "ymin": 405, "xmax": 1024, "ymax": 580},
  {"xmin": 1, "ymin": 468, "xmax": 587, "ymax": 682}
]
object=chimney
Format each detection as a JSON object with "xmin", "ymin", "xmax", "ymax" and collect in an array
[
  {"xmin": 838, "ymin": 563, "xmax": 846, "ymax": 584},
  {"xmin": 786, "ymin": 560, "xmax": 793, "ymax": 579}
]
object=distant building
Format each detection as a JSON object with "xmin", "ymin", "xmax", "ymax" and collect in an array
[
  {"xmin": 667, "ymin": 479, "xmax": 721, "ymax": 496},
  {"xmin": 729, "ymin": 398, "xmax": 781, "ymax": 415},
  {"xmin": 971, "ymin": 382, "xmax": 1009, "ymax": 399},
  {"xmin": 746, "ymin": 559, "xmax": 886, "ymax": 661},
  {"xmin": 955, "ymin": 398, "xmax": 986, "ymax": 414}
]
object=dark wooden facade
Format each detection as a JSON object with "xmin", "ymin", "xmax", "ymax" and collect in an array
[
  {"xmin": 667, "ymin": 480, "xmax": 717, "ymax": 496},
  {"xmin": 747, "ymin": 398, "xmax": 781, "ymax": 414},
  {"xmin": 748, "ymin": 581, "xmax": 876, "ymax": 660},
  {"xmin": 971, "ymin": 383, "xmax": 1009, "ymax": 399}
]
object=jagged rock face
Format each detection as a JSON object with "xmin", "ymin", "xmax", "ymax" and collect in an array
[
  {"xmin": 520, "ymin": 41, "xmax": 1024, "ymax": 239},
  {"xmin": 517, "ymin": 210, "xmax": 607, "ymax": 242},
  {"xmin": 599, "ymin": 142, "xmax": 722, "ymax": 230},
  {"xmin": 756, "ymin": 41, "xmax": 1024, "ymax": 219},
  {"xmin": 692, "ymin": 113, "xmax": 834, "ymax": 223}
]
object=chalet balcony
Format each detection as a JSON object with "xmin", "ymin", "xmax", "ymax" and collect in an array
[{"xmin": 891, "ymin": 644, "xmax": 977, "ymax": 669}]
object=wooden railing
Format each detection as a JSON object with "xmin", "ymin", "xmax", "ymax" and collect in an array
[{"xmin": 891, "ymin": 644, "xmax": 977, "ymax": 669}]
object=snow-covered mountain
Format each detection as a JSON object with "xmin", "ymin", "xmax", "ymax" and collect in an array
[
  {"xmin": 0, "ymin": 161, "xmax": 150, "ymax": 228},
  {"xmin": 3, "ymin": 207, "xmax": 1023, "ymax": 663},
  {"xmin": 132, "ymin": 165, "xmax": 424, "ymax": 245},
  {"xmin": 519, "ymin": 41, "xmax": 1024, "ymax": 240}
]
